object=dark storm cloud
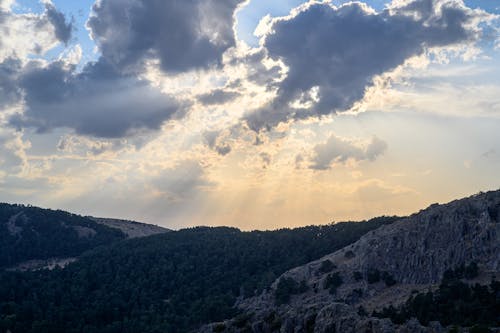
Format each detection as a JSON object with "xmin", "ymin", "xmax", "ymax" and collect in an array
[
  {"xmin": 197, "ymin": 89, "xmax": 240, "ymax": 105},
  {"xmin": 0, "ymin": 58, "xmax": 22, "ymax": 106},
  {"xmin": 10, "ymin": 59, "xmax": 185, "ymax": 138},
  {"xmin": 245, "ymin": 0, "xmax": 484, "ymax": 131},
  {"xmin": 87, "ymin": 0, "xmax": 244, "ymax": 74},
  {"xmin": 311, "ymin": 135, "xmax": 387, "ymax": 170},
  {"xmin": 44, "ymin": 2, "xmax": 73, "ymax": 44},
  {"xmin": 3, "ymin": 0, "xmax": 245, "ymax": 138}
]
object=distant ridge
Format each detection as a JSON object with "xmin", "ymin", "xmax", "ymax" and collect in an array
[
  {"xmin": 88, "ymin": 216, "xmax": 170, "ymax": 238},
  {"xmin": 202, "ymin": 190, "xmax": 500, "ymax": 332},
  {"xmin": 0, "ymin": 203, "xmax": 168, "ymax": 270}
]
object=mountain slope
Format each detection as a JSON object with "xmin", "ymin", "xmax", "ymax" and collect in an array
[
  {"xmin": 0, "ymin": 216, "xmax": 398, "ymax": 333},
  {"xmin": 89, "ymin": 217, "xmax": 169, "ymax": 238},
  {"xmin": 203, "ymin": 190, "xmax": 500, "ymax": 332},
  {"xmin": 0, "ymin": 203, "xmax": 126, "ymax": 269},
  {"xmin": 0, "ymin": 203, "xmax": 168, "ymax": 270}
]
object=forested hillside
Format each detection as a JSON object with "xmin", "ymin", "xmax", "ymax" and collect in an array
[
  {"xmin": 0, "ymin": 203, "xmax": 126, "ymax": 269},
  {"xmin": 0, "ymin": 216, "xmax": 398, "ymax": 333},
  {"xmin": 200, "ymin": 190, "xmax": 500, "ymax": 333}
]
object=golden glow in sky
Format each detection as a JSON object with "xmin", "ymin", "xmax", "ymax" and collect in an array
[{"xmin": 0, "ymin": 0, "xmax": 499, "ymax": 229}]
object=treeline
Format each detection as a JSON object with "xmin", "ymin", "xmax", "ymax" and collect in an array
[
  {"xmin": 0, "ymin": 203, "xmax": 126, "ymax": 268},
  {"xmin": 0, "ymin": 216, "xmax": 398, "ymax": 333},
  {"xmin": 374, "ymin": 263, "xmax": 500, "ymax": 330}
]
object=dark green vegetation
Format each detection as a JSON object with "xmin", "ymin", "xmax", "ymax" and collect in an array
[
  {"xmin": 0, "ymin": 203, "xmax": 126, "ymax": 268},
  {"xmin": 365, "ymin": 269, "xmax": 397, "ymax": 286},
  {"xmin": 323, "ymin": 272, "xmax": 343, "ymax": 294},
  {"xmin": 0, "ymin": 216, "xmax": 398, "ymax": 333},
  {"xmin": 318, "ymin": 259, "xmax": 336, "ymax": 274},
  {"xmin": 374, "ymin": 263, "xmax": 500, "ymax": 329},
  {"xmin": 275, "ymin": 277, "xmax": 308, "ymax": 305}
]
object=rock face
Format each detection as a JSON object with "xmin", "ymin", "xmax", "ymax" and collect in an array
[
  {"xmin": 89, "ymin": 217, "xmax": 169, "ymax": 238},
  {"xmin": 200, "ymin": 190, "xmax": 500, "ymax": 332}
]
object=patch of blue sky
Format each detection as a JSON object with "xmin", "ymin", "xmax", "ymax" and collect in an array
[
  {"xmin": 236, "ymin": 0, "xmax": 305, "ymax": 46},
  {"xmin": 12, "ymin": 0, "xmax": 499, "ymax": 62},
  {"xmin": 236, "ymin": 0, "xmax": 401, "ymax": 47},
  {"xmin": 13, "ymin": 0, "xmax": 98, "ymax": 67},
  {"xmin": 464, "ymin": 0, "xmax": 500, "ymax": 13}
]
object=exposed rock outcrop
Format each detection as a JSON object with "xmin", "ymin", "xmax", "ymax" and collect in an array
[
  {"xmin": 200, "ymin": 190, "xmax": 500, "ymax": 332},
  {"xmin": 89, "ymin": 217, "xmax": 169, "ymax": 238}
]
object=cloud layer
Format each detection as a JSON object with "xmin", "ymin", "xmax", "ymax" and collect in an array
[
  {"xmin": 245, "ymin": 0, "xmax": 485, "ymax": 131},
  {"xmin": 311, "ymin": 135, "xmax": 387, "ymax": 170},
  {"xmin": 0, "ymin": 1, "xmax": 72, "ymax": 61},
  {"xmin": 87, "ymin": 0, "xmax": 245, "ymax": 74},
  {"xmin": 10, "ymin": 60, "xmax": 184, "ymax": 138}
]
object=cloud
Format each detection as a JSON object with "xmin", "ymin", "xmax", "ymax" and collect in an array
[
  {"xmin": 2, "ymin": 0, "xmax": 248, "ymax": 139},
  {"xmin": 44, "ymin": 2, "xmax": 73, "ymax": 44},
  {"xmin": 0, "ymin": 57, "xmax": 22, "ymax": 107},
  {"xmin": 87, "ymin": 0, "xmax": 245, "ymax": 74},
  {"xmin": 9, "ymin": 59, "xmax": 186, "ymax": 138},
  {"xmin": 197, "ymin": 89, "xmax": 240, "ymax": 105},
  {"xmin": 245, "ymin": 0, "xmax": 489, "ymax": 131},
  {"xmin": 311, "ymin": 135, "xmax": 387, "ymax": 170},
  {"xmin": 0, "ymin": 1, "xmax": 72, "ymax": 60},
  {"xmin": 152, "ymin": 160, "xmax": 213, "ymax": 199},
  {"xmin": 203, "ymin": 130, "xmax": 232, "ymax": 156}
]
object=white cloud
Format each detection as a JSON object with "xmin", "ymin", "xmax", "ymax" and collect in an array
[
  {"xmin": 244, "ymin": 0, "xmax": 494, "ymax": 131},
  {"xmin": 311, "ymin": 134, "xmax": 388, "ymax": 170}
]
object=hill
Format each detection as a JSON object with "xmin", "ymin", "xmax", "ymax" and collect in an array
[
  {"xmin": 0, "ymin": 216, "xmax": 397, "ymax": 333},
  {"xmin": 0, "ymin": 203, "xmax": 168, "ymax": 271},
  {"xmin": 89, "ymin": 217, "xmax": 169, "ymax": 238},
  {"xmin": 202, "ymin": 190, "xmax": 500, "ymax": 333},
  {"xmin": 0, "ymin": 203, "xmax": 126, "ymax": 269}
]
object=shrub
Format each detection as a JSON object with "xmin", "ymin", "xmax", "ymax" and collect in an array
[
  {"xmin": 213, "ymin": 323, "xmax": 226, "ymax": 332},
  {"xmin": 469, "ymin": 325, "xmax": 492, "ymax": 333},
  {"xmin": 358, "ymin": 306, "xmax": 368, "ymax": 317},
  {"xmin": 344, "ymin": 250, "xmax": 356, "ymax": 259},
  {"xmin": 275, "ymin": 277, "xmax": 308, "ymax": 305},
  {"xmin": 381, "ymin": 271, "xmax": 396, "ymax": 286},
  {"xmin": 324, "ymin": 272, "xmax": 343, "ymax": 294},
  {"xmin": 367, "ymin": 269, "xmax": 381, "ymax": 284},
  {"xmin": 465, "ymin": 262, "xmax": 479, "ymax": 279},
  {"xmin": 318, "ymin": 260, "xmax": 336, "ymax": 274},
  {"xmin": 353, "ymin": 271, "xmax": 363, "ymax": 281}
]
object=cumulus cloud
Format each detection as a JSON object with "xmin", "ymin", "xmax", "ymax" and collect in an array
[
  {"xmin": 203, "ymin": 130, "xmax": 232, "ymax": 156},
  {"xmin": 2, "ymin": 0, "xmax": 249, "ymax": 138},
  {"xmin": 245, "ymin": 0, "xmax": 489, "ymax": 131},
  {"xmin": 197, "ymin": 89, "xmax": 240, "ymax": 105},
  {"xmin": 87, "ymin": 0, "xmax": 245, "ymax": 74},
  {"xmin": 0, "ymin": 57, "xmax": 22, "ymax": 107},
  {"xmin": 0, "ymin": 1, "xmax": 72, "ymax": 61},
  {"xmin": 0, "ymin": 2, "xmax": 72, "ymax": 113},
  {"xmin": 311, "ymin": 135, "xmax": 387, "ymax": 170},
  {"xmin": 44, "ymin": 2, "xmax": 73, "ymax": 44},
  {"xmin": 152, "ymin": 160, "xmax": 213, "ymax": 199},
  {"xmin": 9, "ymin": 59, "xmax": 185, "ymax": 138}
]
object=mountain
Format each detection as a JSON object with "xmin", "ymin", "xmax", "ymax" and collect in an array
[
  {"xmin": 201, "ymin": 190, "xmax": 500, "ymax": 333},
  {"xmin": 0, "ymin": 216, "xmax": 397, "ymax": 333},
  {"xmin": 0, "ymin": 203, "xmax": 168, "ymax": 270},
  {"xmin": 89, "ymin": 217, "xmax": 169, "ymax": 238}
]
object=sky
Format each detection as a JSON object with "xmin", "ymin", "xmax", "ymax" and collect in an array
[{"xmin": 0, "ymin": 0, "xmax": 499, "ymax": 230}]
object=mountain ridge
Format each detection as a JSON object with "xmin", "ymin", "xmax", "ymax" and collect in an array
[
  {"xmin": 0, "ymin": 202, "xmax": 168, "ymax": 270},
  {"xmin": 201, "ymin": 190, "xmax": 500, "ymax": 333},
  {"xmin": 0, "ymin": 215, "xmax": 398, "ymax": 333}
]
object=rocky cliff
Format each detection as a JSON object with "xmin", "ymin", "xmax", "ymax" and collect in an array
[
  {"xmin": 201, "ymin": 190, "xmax": 500, "ymax": 333},
  {"xmin": 89, "ymin": 217, "xmax": 169, "ymax": 238}
]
